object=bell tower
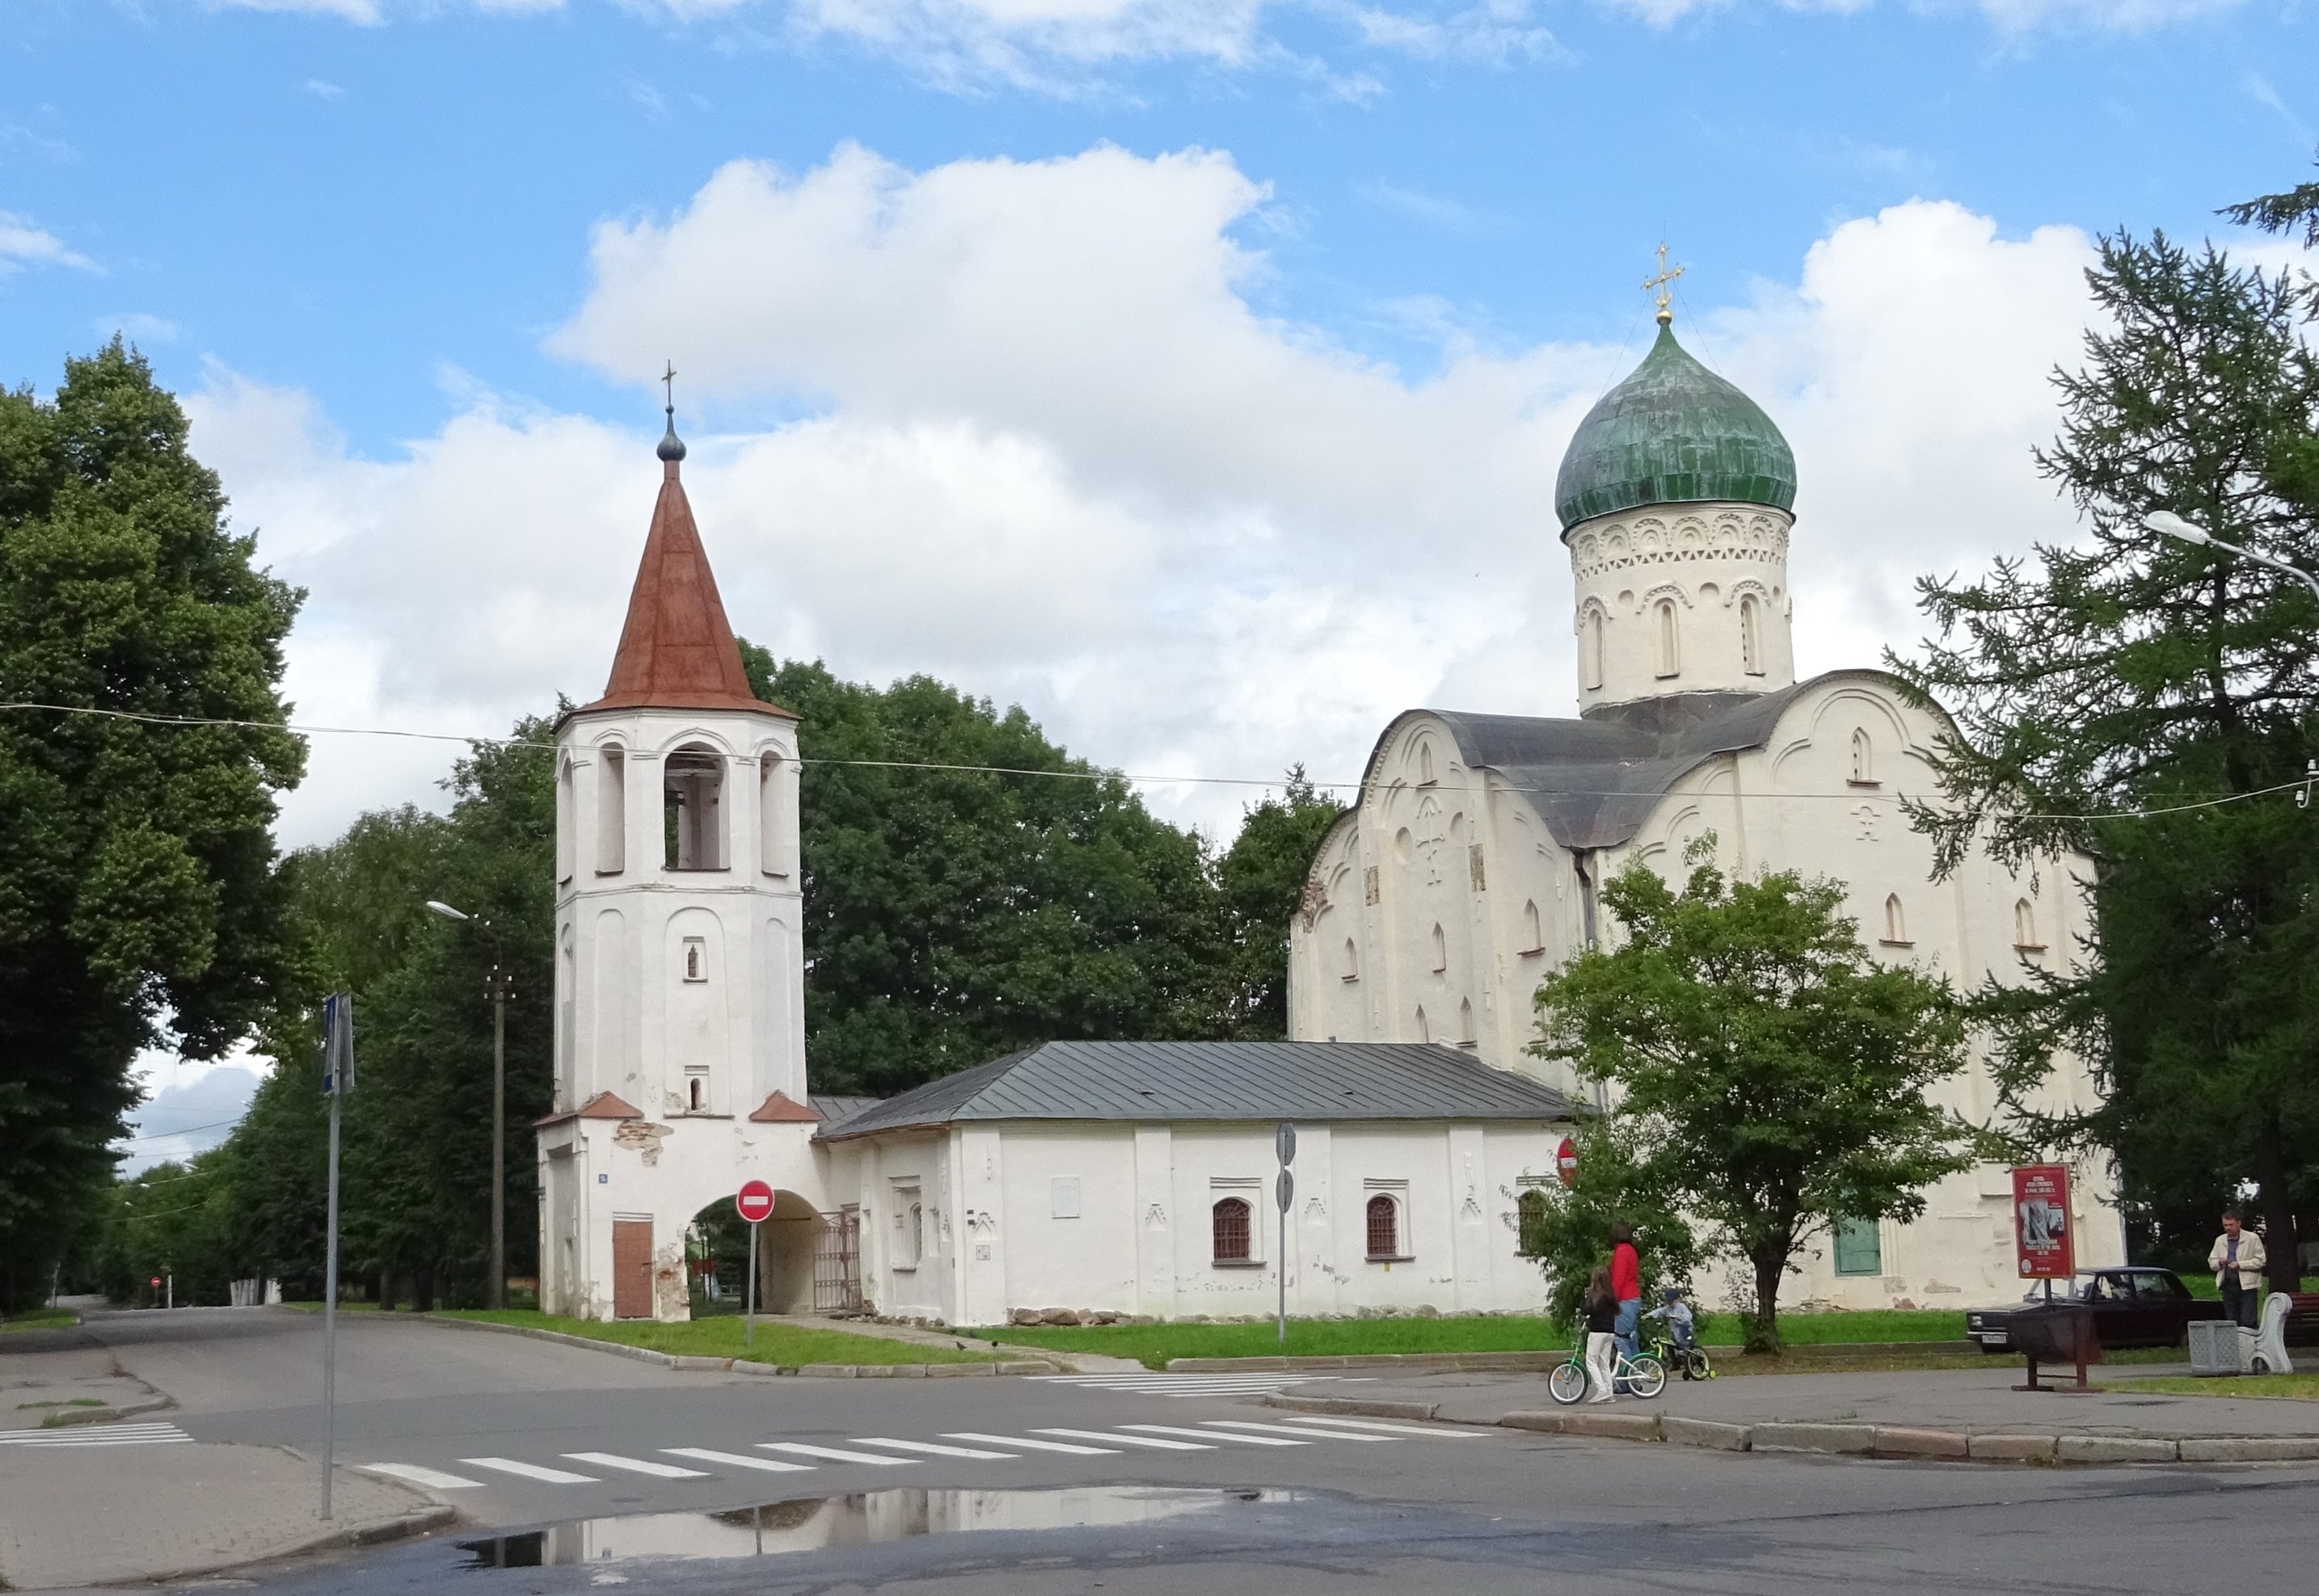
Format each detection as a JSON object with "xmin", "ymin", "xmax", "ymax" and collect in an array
[{"xmin": 536, "ymin": 394, "xmax": 815, "ymax": 1320}]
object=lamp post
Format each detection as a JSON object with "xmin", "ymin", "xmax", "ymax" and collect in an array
[
  {"xmin": 427, "ymin": 899, "xmax": 511, "ymax": 1311},
  {"xmin": 2144, "ymin": 511, "xmax": 2319, "ymax": 606}
]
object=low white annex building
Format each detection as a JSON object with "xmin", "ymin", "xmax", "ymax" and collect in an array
[
  {"xmin": 1286, "ymin": 308, "xmax": 2123, "ymax": 1312},
  {"xmin": 536, "ymin": 406, "xmax": 1578, "ymax": 1324}
]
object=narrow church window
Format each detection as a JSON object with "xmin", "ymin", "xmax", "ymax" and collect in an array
[
  {"xmin": 1341, "ymin": 937, "xmax": 1360, "ymax": 983},
  {"xmin": 687, "ymin": 1075, "xmax": 705, "ymax": 1113},
  {"xmin": 1458, "ymin": 998, "xmax": 1476, "ymax": 1046},
  {"xmin": 1418, "ymin": 742, "xmax": 1436, "ymax": 785},
  {"xmin": 1739, "ymin": 594, "xmax": 1764, "ymax": 676},
  {"xmin": 2014, "ymin": 899, "xmax": 2043, "ymax": 952},
  {"xmin": 1850, "ymin": 728, "xmax": 1875, "ymax": 785},
  {"xmin": 1521, "ymin": 899, "xmax": 1543, "ymax": 954},
  {"xmin": 1583, "ymin": 608, "xmax": 1605, "ymax": 692},
  {"xmin": 1654, "ymin": 599, "xmax": 1679, "ymax": 679},
  {"xmin": 1430, "ymin": 924, "xmax": 1447, "ymax": 972},
  {"xmin": 683, "ymin": 937, "xmax": 706, "ymax": 982},
  {"xmin": 1365, "ymin": 1194, "xmax": 1401, "ymax": 1260},
  {"xmin": 1516, "ymin": 1190, "xmax": 1550, "ymax": 1257},
  {"xmin": 556, "ymin": 759, "xmax": 576, "ymax": 884},
  {"xmin": 595, "ymin": 747, "xmax": 626, "ymax": 874},
  {"xmin": 1212, "ymin": 1198, "xmax": 1252, "ymax": 1263},
  {"xmin": 759, "ymin": 752, "xmax": 793, "ymax": 878},
  {"xmin": 1883, "ymin": 894, "xmax": 1909, "ymax": 946},
  {"xmin": 664, "ymin": 745, "xmax": 726, "ymax": 871}
]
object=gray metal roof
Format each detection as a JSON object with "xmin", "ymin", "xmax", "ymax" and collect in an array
[
  {"xmin": 813, "ymin": 1040, "xmax": 1575, "ymax": 1142},
  {"xmin": 808, "ymin": 1094, "xmax": 882, "ymax": 1129}
]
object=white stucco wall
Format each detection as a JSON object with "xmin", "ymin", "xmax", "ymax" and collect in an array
[{"xmin": 1566, "ymin": 501, "xmax": 1798, "ymax": 712}]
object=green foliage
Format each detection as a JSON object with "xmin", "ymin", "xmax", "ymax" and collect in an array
[
  {"xmin": 0, "ymin": 343, "xmax": 302, "ymax": 1310},
  {"xmin": 2220, "ymin": 150, "xmax": 2319, "ymax": 248},
  {"xmin": 1532, "ymin": 848, "xmax": 1977, "ymax": 1353},
  {"xmin": 1209, "ymin": 766, "xmax": 1347, "ymax": 1038},
  {"xmin": 1890, "ymin": 221, "xmax": 2319, "ymax": 1287},
  {"xmin": 1513, "ymin": 1115, "xmax": 1698, "ymax": 1328}
]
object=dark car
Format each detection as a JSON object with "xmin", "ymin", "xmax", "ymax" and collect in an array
[{"xmin": 1967, "ymin": 1266, "xmax": 2225, "ymax": 1354}]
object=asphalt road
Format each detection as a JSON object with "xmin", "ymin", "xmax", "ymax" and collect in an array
[{"xmin": 79, "ymin": 1309, "xmax": 2319, "ymax": 1595}]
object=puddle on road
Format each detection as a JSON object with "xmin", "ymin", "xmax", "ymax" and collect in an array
[{"xmin": 457, "ymin": 1486, "xmax": 1297, "ymax": 1569}]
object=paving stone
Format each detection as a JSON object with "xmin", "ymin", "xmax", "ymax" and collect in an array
[
  {"xmin": 2057, "ymin": 1434, "xmax": 2178, "ymax": 1463},
  {"xmin": 796, "ymin": 1362, "xmax": 856, "ymax": 1378},
  {"xmin": 1663, "ymin": 1416, "xmax": 1752, "ymax": 1451},
  {"xmin": 924, "ymin": 1362, "xmax": 994, "ymax": 1378},
  {"xmin": 1751, "ymin": 1422, "xmax": 1877, "ymax": 1455},
  {"xmin": 2176, "ymin": 1436, "xmax": 2319, "ymax": 1463},
  {"xmin": 1498, "ymin": 1409, "xmax": 1659, "ymax": 1441},
  {"xmin": 1872, "ymin": 1426, "xmax": 1969, "ymax": 1459}
]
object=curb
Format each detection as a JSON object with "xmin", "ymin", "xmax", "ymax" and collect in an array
[
  {"xmin": 1170, "ymin": 1342, "xmax": 1979, "ymax": 1374},
  {"xmin": 1257, "ymin": 1393, "xmax": 2319, "ymax": 1467},
  {"xmin": 117, "ymin": 1504, "xmax": 459, "ymax": 1587},
  {"xmin": 36, "ymin": 1393, "xmax": 175, "ymax": 1429},
  {"xmin": 401, "ymin": 1313, "xmax": 1060, "ymax": 1377}
]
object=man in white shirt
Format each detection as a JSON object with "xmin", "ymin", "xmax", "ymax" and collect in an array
[{"xmin": 2209, "ymin": 1211, "xmax": 2267, "ymax": 1329}]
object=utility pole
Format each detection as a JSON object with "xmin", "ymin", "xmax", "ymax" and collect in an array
[
  {"xmin": 320, "ymin": 992, "xmax": 356, "ymax": 1521},
  {"xmin": 487, "ymin": 960, "xmax": 510, "ymax": 1311}
]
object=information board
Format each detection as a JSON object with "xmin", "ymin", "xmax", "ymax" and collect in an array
[{"xmin": 2012, "ymin": 1164, "xmax": 2074, "ymax": 1280}]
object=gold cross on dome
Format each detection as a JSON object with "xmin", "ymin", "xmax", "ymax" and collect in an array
[
  {"xmin": 661, "ymin": 360, "xmax": 677, "ymax": 412},
  {"xmin": 1642, "ymin": 242, "xmax": 1684, "ymax": 326}
]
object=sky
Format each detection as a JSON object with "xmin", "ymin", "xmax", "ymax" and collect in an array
[{"xmin": 2, "ymin": 0, "xmax": 2313, "ymax": 1108}]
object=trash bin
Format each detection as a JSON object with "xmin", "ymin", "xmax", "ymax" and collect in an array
[
  {"xmin": 2009, "ymin": 1303, "xmax": 2098, "ymax": 1363},
  {"xmin": 2188, "ymin": 1318, "xmax": 2249, "ymax": 1376}
]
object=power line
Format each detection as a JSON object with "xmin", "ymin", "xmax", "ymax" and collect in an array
[{"xmin": 116, "ymin": 1115, "xmax": 246, "ymax": 1145}]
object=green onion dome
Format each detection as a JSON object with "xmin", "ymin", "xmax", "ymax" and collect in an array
[{"xmin": 1554, "ymin": 323, "xmax": 1797, "ymax": 533}]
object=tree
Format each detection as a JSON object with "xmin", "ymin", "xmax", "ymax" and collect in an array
[
  {"xmin": 1890, "ymin": 225, "xmax": 2319, "ymax": 1288},
  {"xmin": 1210, "ymin": 767, "xmax": 1346, "ymax": 1038},
  {"xmin": 1532, "ymin": 849, "xmax": 1977, "ymax": 1352},
  {"xmin": 0, "ymin": 343, "xmax": 303, "ymax": 1310},
  {"xmin": 1515, "ymin": 1115, "xmax": 1698, "ymax": 1329},
  {"xmin": 2221, "ymin": 149, "xmax": 2319, "ymax": 247}
]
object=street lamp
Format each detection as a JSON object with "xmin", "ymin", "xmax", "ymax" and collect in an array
[
  {"xmin": 427, "ymin": 899, "xmax": 512, "ymax": 1311},
  {"xmin": 2144, "ymin": 511, "xmax": 2319, "ymax": 604}
]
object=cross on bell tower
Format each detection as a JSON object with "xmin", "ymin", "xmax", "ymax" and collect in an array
[{"xmin": 1642, "ymin": 243, "xmax": 1684, "ymax": 326}]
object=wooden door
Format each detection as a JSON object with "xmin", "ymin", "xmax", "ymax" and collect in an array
[{"xmin": 612, "ymin": 1219, "xmax": 652, "ymax": 1320}]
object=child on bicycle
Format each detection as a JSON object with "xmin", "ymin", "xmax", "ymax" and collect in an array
[
  {"xmin": 1643, "ymin": 1286, "xmax": 1695, "ymax": 1351},
  {"xmin": 1583, "ymin": 1265, "xmax": 1620, "ymax": 1403}
]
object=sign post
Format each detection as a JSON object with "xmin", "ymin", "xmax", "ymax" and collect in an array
[
  {"xmin": 1275, "ymin": 1124, "xmax": 1297, "ymax": 1347},
  {"xmin": 319, "ymin": 992, "xmax": 355, "ymax": 1521},
  {"xmin": 736, "ymin": 1181, "xmax": 776, "ymax": 1350}
]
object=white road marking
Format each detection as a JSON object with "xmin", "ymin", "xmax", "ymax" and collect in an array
[
  {"xmin": 761, "ymin": 1442, "xmax": 915, "ymax": 1466},
  {"xmin": 663, "ymin": 1448, "xmax": 816, "ymax": 1473},
  {"xmin": 461, "ymin": 1457, "xmax": 600, "ymax": 1484},
  {"xmin": 853, "ymin": 1438, "xmax": 1018, "ymax": 1459},
  {"xmin": 1121, "ymin": 1424, "xmax": 1307, "ymax": 1447},
  {"xmin": 1026, "ymin": 1374, "xmax": 1364, "ymax": 1399},
  {"xmin": 1275, "ymin": 1417, "xmax": 1486, "ymax": 1439},
  {"xmin": 359, "ymin": 1463, "xmax": 487, "ymax": 1489},
  {"xmin": 944, "ymin": 1432, "xmax": 1121, "ymax": 1455},
  {"xmin": 1032, "ymin": 1427, "xmax": 1214, "ymax": 1451},
  {"xmin": 564, "ymin": 1452, "xmax": 709, "ymax": 1479},
  {"xmin": 1202, "ymin": 1420, "xmax": 1388, "ymax": 1442},
  {"xmin": 0, "ymin": 1422, "xmax": 192, "ymax": 1448}
]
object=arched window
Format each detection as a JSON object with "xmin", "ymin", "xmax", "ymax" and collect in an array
[
  {"xmin": 682, "ymin": 937, "xmax": 706, "ymax": 982},
  {"xmin": 1883, "ymin": 893, "xmax": 1908, "ymax": 945},
  {"xmin": 1212, "ymin": 1198, "xmax": 1252, "ymax": 1263},
  {"xmin": 1414, "ymin": 1006, "xmax": 1430, "ymax": 1044},
  {"xmin": 1516, "ymin": 1190, "xmax": 1550, "ymax": 1257},
  {"xmin": 1582, "ymin": 607, "xmax": 1605, "ymax": 692},
  {"xmin": 594, "ymin": 746, "xmax": 626, "ymax": 874},
  {"xmin": 759, "ymin": 752, "xmax": 793, "ymax": 877},
  {"xmin": 1365, "ymin": 1194, "xmax": 1402, "ymax": 1259},
  {"xmin": 2015, "ymin": 899, "xmax": 2042, "ymax": 951},
  {"xmin": 1739, "ymin": 594, "xmax": 1764, "ymax": 676},
  {"xmin": 687, "ymin": 1076, "xmax": 704, "ymax": 1112},
  {"xmin": 1850, "ymin": 728, "xmax": 1874, "ymax": 785},
  {"xmin": 664, "ymin": 744, "xmax": 726, "ymax": 871},
  {"xmin": 556, "ymin": 758, "xmax": 576, "ymax": 884},
  {"xmin": 1521, "ymin": 899, "xmax": 1543, "ymax": 953},
  {"xmin": 1418, "ymin": 742, "xmax": 1436, "ymax": 784},
  {"xmin": 1458, "ymin": 997, "xmax": 1475, "ymax": 1045},
  {"xmin": 1430, "ymin": 923, "xmax": 1447, "ymax": 971},
  {"xmin": 908, "ymin": 1201, "xmax": 924, "ymax": 1265},
  {"xmin": 1341, "ymin": 937, "xmax": 1360, "ymax": 983},
  {"xmin": 1654, "ymin": 598, "xmax": 1680, "ymax": 679}
]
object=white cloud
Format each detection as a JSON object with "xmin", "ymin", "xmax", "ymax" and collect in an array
[
  {"xmin": 192, "ymin": 146, "xmax": 2100, "ymax": 852},
  {"xmin": 305, "ymin": 77, "xmax": 348, "ymax": 98},
  {"xmin": 99, "ymin": 312, "xmax": 183, "ymax": 344},
  {"xmin": 0, "ymin": 211, "xmax": 96, "ymax": 275}
]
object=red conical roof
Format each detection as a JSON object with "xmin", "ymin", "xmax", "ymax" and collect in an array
[{"xmin": 581, "ymin": 457, "xmax": 794, "ymax": 719}]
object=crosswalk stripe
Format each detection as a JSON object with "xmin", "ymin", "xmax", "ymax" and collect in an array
[
  {"xmin": 852, "ymin": 1438, "xmax": 1017, "ymax": 1459},
  {"xmin": 663, "ymin": 1448, "xmax": 816, "ymax": 1473},
  {"xmin": 1122, "ymin": 1423, "xmax": 1306, "ymax": 1447},
  {"xmin": 0, "ymin": 1422, "xmax": 191, "ymax": 1447},
  {"xmin": 1275, "ymin": 1417, "xmax": 1485, "ymax": 1439},
  {"xmin": 1032, "ymin": 1427, "xmax": 1213, "ymax": 1451},
  {"xmin": 1203, "ymin": 1420, "xmax": 1387, "ymax": 1442},
  {"xmin": 461, "ymin": 1457, "xmax": 600, "ymax": 1484},
  {"xmin": 360, "ymin": 1463, "xmax": 487, "ymax": 1489},
  {"xmin": 944, "ymin": 1431, "xmax": 1119, "ymax": 1456},
  {"xmin": 761, "ymin": 1442, "xmax": 914, "ymax": 1467},
  {"xmin": 564, "ymin": 1451, "xmax": 708, "ymax": 1478},
  {"xmin": 0, "ymin": 1435, "xmax": 195, "ymax": 1448}
]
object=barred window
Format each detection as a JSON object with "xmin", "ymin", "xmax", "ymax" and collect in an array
[
  {"xmin": 1212, "ymin": 1198, "xmax": 1252, "ymax": 1263},
  {"xmin": 1366, "ymin": 1194, "xmax": 1400, "ymax": 1259},
  {"xmin": 1517, "ymin": 1190, "xmax": 1550, "ymax": 1257}
]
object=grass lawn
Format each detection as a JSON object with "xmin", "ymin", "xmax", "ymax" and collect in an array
[
  {"xmin": 0, "ymin": 1308, "xmax": 78, "ymax": 1333},
  {"xmin": 428, "ymin": 1309, "xmax": 1001, "ymax": 1367},
  {"xmin": 2111, "ymin": 1373, "xmax": 2319, "ymax": 1400},
  {"xmin": 968, "ymin": 1308, "xmax": 1973, "ymax": 1370}
]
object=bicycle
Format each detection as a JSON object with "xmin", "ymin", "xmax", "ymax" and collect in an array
[
  {"xmin": 1549, "ymin": 1333, "xmax": 1666, "ymax": 1404},
  {"xmin": 1647, "ymin": 1325, "xmax": 1714, "ymax": 1381}
]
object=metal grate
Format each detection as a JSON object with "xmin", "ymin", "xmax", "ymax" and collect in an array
[{"xmin": 812, "ymin": 1211, "xmax": 862, "ymax": 1315}]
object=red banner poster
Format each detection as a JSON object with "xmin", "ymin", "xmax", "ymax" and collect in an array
[{"xmin": 2012, "ymin": 1164, "xmax": 2075, "ymax": 1280}]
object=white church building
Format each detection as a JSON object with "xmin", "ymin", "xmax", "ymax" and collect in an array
[
  {"xmin": 1286, "ymin": 307, "xmax": 2124, "ymax": 1311},
  {"xmin": 535, "ymin": 406, "xmax": 1580, "ymax": 1326}
]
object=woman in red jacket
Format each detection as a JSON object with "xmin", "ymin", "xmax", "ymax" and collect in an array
[{"xmin": 1610, "ymin": 1221, "xmax": 1643, "ymax": 1376}]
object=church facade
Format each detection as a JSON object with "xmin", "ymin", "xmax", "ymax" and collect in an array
[{"xmin": 1285, "ymin": 314, "xmax": 2124, "ymax": 1312}]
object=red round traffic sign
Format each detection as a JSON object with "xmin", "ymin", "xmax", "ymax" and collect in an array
[
  {"xmin": 1555, "ymin": 1138, "xmax": 1578, "ymax": 1187},
  {"xmin": 735, "ymin": 1181, "xmax": 775, "ymax": 1223}
]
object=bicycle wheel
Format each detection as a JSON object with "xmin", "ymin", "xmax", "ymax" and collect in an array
[
  {"xmin": 1625, "ymin": 1354, "xmax": 1667, "ymax": 1399},
  {"xmin": 1548, "ymin": 1360, "xmax": 1589, "ymax": 1405}
]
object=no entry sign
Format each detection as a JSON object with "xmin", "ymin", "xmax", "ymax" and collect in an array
[
  {"xmin": 735, "ymin": 1181, "xmax": 775, "ymax": 1224},
  {"xmin": 1556, "ymin": 1138, "xmax": 1578, "ymax": 1187}
]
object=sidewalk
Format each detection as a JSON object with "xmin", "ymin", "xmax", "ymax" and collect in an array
[{"xmin": 1267, "ymin": 1363, "xmax": 2319, "ymax": 1464}]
